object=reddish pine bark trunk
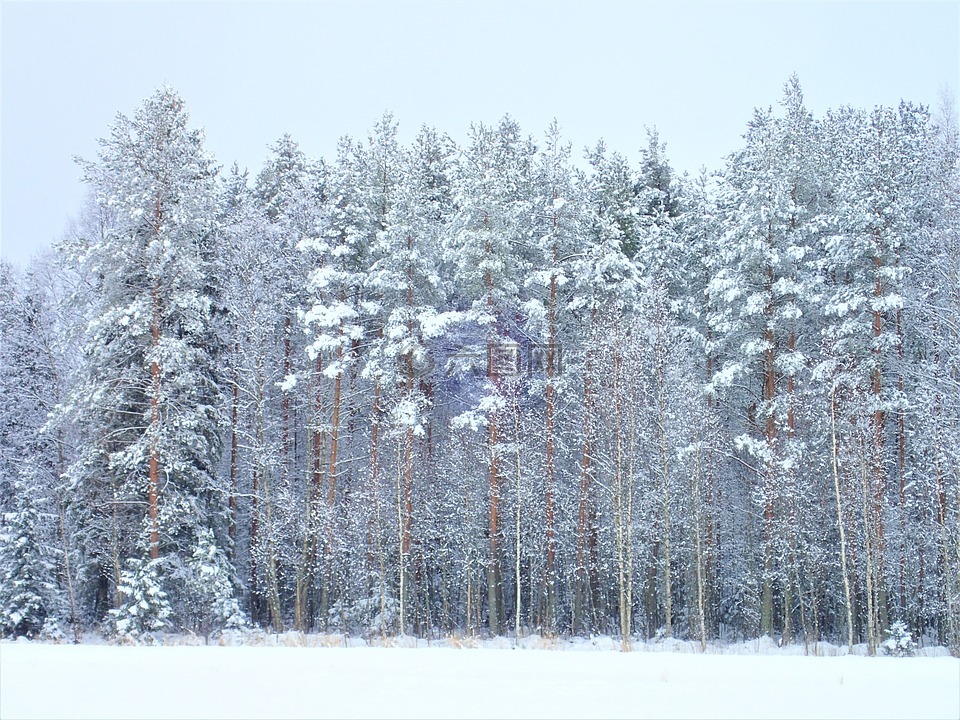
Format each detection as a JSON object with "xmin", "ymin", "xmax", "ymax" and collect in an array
[
  {"xmin": 403, "ymin": 234, "xmax": 415, "ymax": 583},
  {"xmin": 328, "ymin": 346, "xmax": 343, "ymax": 508},
  {"xmin": 761, "ymin": 257, "xmax": 775, "ymax": 636},
  {"xmin": 871, "ymin": 268, "xmax": 888, "ymax": 635},
  {"xmin": 897, "ymin": 309, "xmax": 907, "ymax": 610},
  {"xmin": 484, "ymin": 221, "xmax": 501, "ymax": 636},
  {"xmin": 148, "ymin": 282, "xmax": 161, "ymax": 560},
  {"xmin": 313, "ymin": 354, "xmax": 325, "ymax": 503},
  {"xmin": 282, "ymin": 316, "xmax": 292, "ymax": 481},
  {"xmin": 228, "ymin": 342, "xmax": 240, "ymax": 545},
  {"xmin": 369, "ymin": 376, "xmax": 381, "ymax": 556}
]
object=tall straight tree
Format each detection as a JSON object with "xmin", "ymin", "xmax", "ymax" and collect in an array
[
  {"xmin": 708, "ymin": 79, "xmax": 821, "ymax": 638},
  {"xmin": 217, "ymin": 165, "xmax": 289, "ymax": 631},
  {"xmin": 254, "ymin": 135, "xmax": 325, "ymax": 630},
  {"xmin": 570, "ymin": 142, "xmax": 640, "ymax": 635},
  {"xmin": 365, "ymin": 123, "xmax": 459, "ymax": 634},
  {"xmin": 445, "ymin": 117, "xmax": 535, "ymax": 635},
  {"xmin": 820, "ymin": 100, "xmax": 938, "ymax": 651},
  {"xmin": 300, "ymin": 135, "xmax": 368, "ymax": 627},
  {"xmin": 69, "ymin": 87, "xmax": 230, "ymax": 621},
  {"xmin": 525, "ymin": 121, "xmax": 579, "ymax": 633}
]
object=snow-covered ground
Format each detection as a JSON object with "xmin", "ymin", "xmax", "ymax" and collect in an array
[{"xmin": 1, "ymin": 637, "xmax": 957, "ymax": 719}]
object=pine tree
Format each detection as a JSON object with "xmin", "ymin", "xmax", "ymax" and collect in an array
[
  {"xmin": 364, "ymin": 121, "xmax": 459, "ymax": 634},
  {"xmin": 524, "ymin": 120, "xmax": 580, "ymax": 633},
  {"xmin": 570, "ymin": 141, "xmax": 641, "ymax": 636},
  {"xmin": 69, "ymin": 87, "xmax": 229, "ymax": 623},
  {"xmin": 820, "ymin": 100, "xmax": 935, "ymax": 652},
  {"xmin": 444, "ymin": 117, "xmax": 536, "ymax": 636},
  {"xmin": 907, "ymin": 97, "xmax": 960, "ymax": 651},
  {"xmin": 253, "ymin": 134, "xmax": 326, "ymax": 632},
  {"xmin": 708, "ymin": 79, "xmax": 822, "ymax": 639},
  {"xmin": 111, "ymin": 557, "xmax": 172, "ymax": 643},
  {"xmin": 300, "ymin": 135, "xmax": 369, "ymax": 629}
]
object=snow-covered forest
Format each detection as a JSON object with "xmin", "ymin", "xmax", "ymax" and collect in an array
[{"xmin": 1, "ymin": 78, "xmax": 958, "ymax": 654}]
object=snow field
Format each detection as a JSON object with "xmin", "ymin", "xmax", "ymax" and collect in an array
[{"xmin": 1, "ymin": 641, "xmax": 957, "ymax": 720}]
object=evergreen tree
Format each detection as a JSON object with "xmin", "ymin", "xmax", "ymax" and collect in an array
[
  {"xmin": 363, "ymin": 121, "xmax": 459, "ymax": 634},
  {"xmin": 0, "ymin": 478, "xmax": 57, "ymax": 638},
  {"xmin": 444, "ymin": 116, "xmax": 535, "ymax": 636},
  {"xmin": 523, "ymin": 120, "xmax": 580, "ymax": 633},
  {"xmin": 708, "ymin": 78, "xmax": 822, "ymax": 638},
  {"xmin": 111, "ymin": 557, "xmax": 172, "ymax": 643},
  {"xmin": 68, "ymin": 87, "xmax": 229, "ymax": 624},
  {"xmin": 218, "ymin": 163, "xmax": 288, "ymax": 632},
  {"xmin": 187, "ymin": 528, "xmax": 245, "ymax": 638},
  {"xmin": 569, "ymin": 141, "xmax": 640, "ymax": 635},
  {"xmin": 819, "ymin": 99, "xmax": 936, "ymax": 652},
  {"xmin": 1, "ymin": 83, "xmax": 955, "ymax": 648},
  {"xmin": 299, "ymin": 134, "xmax": 370, "ymax": 629}
]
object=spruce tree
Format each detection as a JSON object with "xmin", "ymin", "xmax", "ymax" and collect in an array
[{"xmin": 0, "ymin": 479, "xmax": 56, "ymax": 638}]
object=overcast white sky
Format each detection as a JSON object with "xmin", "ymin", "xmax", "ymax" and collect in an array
[{"xmin": 2, "ymin": 1, "xmax": 958, "ymax": 267}]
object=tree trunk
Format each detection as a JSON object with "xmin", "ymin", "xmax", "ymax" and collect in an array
[
  {"xmin": 396, "ymin": 437, "xmax": 407, "ymax": 635},
  {"xmin": 401, "ymin": 252, "xmax": 416, "ymax": 632},
  {"xmin": 856, "ymin": 426, "xmax": 879, "ymax": 655},
  {"xmin": 256, "ymin": 357, "xmax": 283, "ymax": 633},
  {"xmin": 281, "ymin": 316, "xmax": 292, "ymax": 483},
  {"xmin": 296, "ymin": 355, "xmax": 327, "ymax": 630},
  {"xmin": 692, "ymin": 441, "xmax": 707, "ymax": 652},
  {"xmin": 250, "ymin": 464, "xmax": 260, "ymax": 624},
  {"xmin": 463, "ymin": 447, "xmax": 475, "ymax": 636},
  {"xmin": 370, "ymin": 376, "xmax": 388, "ymax": 635},
  {"xmin": 611, "ymin": 335, "xmax": 631, "ymax": 649},
  {"xmin": 228, "ymin": 342, "xmax": 240, "ymax": 548},
  {"xmin": 574, "ymin": 306, "xmax": 596, "ymax": 635},
  {"xmin": 896, "ymin": 309, "xmax": 907, "ymax": 615},
  {"xmin": 543, "ymin": 236, "xmax": 558, "ymax": 633},
  {"xmin": 321, "ymin": 341, "xmax": 344, "ymax": 628},
  {"xmin": 262, "ymin": 462, "xmax": 284, "ymax": 635},
  {"xmin": 624, "ymin": 389, "xmax": 637, "ymax": 651},
  {"xmin": 871, "ymin": 267, "xmax": 889, "ymax": 638},
  {"xmin": 148, "ymin": 283, "xmax": 161, "ymax": 560},
  {"xmin": 830, "ymin": 385, "xmax": 855, "ymax": 652},
  {"xmin": 761, "ymin": 323, "xmax": 776, "ymax": 637},
  {"xmin": 487, "ymin": 408, "xmax": 501, "ymax": 637},
  {"xmin": 656, "ymin": 319, "xmax": 673, "ymax": 638},
  {"xmin": 514, "ymin": 387, "xmax": 523, "ymax": 642},
  {"xmin": 483, "ymin": 221, "xmax": 501, "ymax": 637},
  {"xmin": 55, "ymin": 434, "xmax": 80, "ymax": 642},
  {"xmin": 784, "ymin": 329, "xmax": 798, "ymax": 645},
  {"xmin": 110, "ymin": 466, "xmax": 122, "ymax": 609}
]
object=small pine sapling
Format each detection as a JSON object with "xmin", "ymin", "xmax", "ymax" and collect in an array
[
  {"xmin": 111, "ymin": 557, "xmax": 172, "ymax": 644},
  {"xmin": 881, "ymin": 621, "xmax": 917, "ymax": 657},
  {"xmin": 0, "ymin": 484, "xmax": 56, "ymax": 639},
  {"xmin": 188, "ymin": 529, "xmax": 245, "ymax": 641}
]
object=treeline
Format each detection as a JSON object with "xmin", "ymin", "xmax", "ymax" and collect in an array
[{"xmin": 1, "ymin": 78, "xmax": 957, "ymax": 652}]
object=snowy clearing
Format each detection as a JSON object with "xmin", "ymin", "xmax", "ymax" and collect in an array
[{"xmin": 1, "ymin": 640, "xmax": 957, "ymax": 720}]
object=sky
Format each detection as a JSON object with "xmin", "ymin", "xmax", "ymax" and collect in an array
[{"xmin": 2, "ymin": 0, "xmax": 958, "ymax": 267}]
